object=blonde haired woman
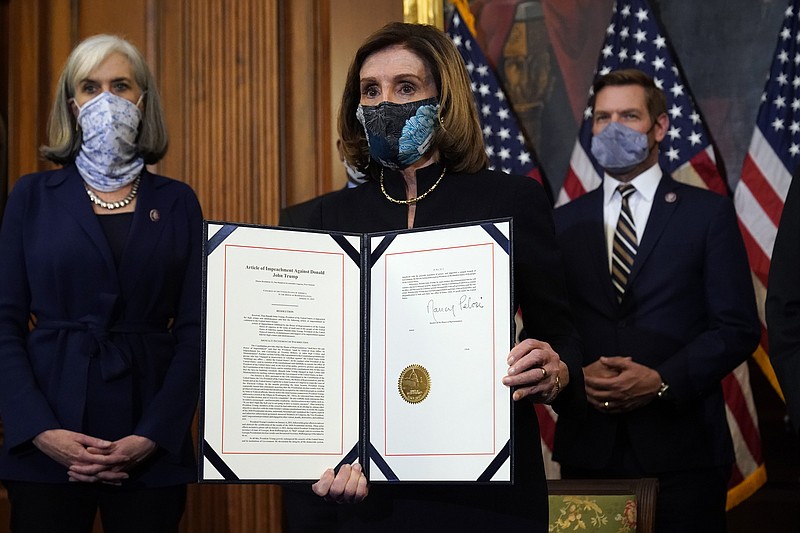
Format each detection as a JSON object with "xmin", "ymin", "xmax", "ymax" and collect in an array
[{"xmin": 0, "ymin": 34, "xmax": 201, "ymax": 532}]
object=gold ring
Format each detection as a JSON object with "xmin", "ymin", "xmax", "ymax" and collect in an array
[
  {"xmin": 603, "ymin": 401, "xmax": 609, "ymax": 409},
  {"xmin": 540, "ymin": 367, "xmax": 547, "ymax": 378}
]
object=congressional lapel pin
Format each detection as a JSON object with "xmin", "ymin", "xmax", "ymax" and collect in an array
[
  {"xmin": 150, "ymin": 209, "xmax": 161, "ymax": 222},
  {"xmin": 665, "ymin": 192, "xmax": 677, "ymax": 203}
]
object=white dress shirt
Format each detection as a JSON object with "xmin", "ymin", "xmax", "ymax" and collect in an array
[{"xmin": 602, "ymin": 163, "xmax": 663, "ymax": 273}]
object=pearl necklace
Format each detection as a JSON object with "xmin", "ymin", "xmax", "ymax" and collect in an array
[
  {"xmin": 85, "ymin": 177, "xmax": 141, "ymax": 210},
  {"xmin": 380, "ymin": 166, "xmax": 446, "ymax": 205}
]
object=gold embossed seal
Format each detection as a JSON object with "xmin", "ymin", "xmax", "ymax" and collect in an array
[{"xmin": 398, "ymin": 364, "xmax": 431, "ymax": 404}]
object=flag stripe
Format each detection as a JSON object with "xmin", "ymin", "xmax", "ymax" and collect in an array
[
  {"xmin": 674, "ymin": 148, "xmax": 728, "ymax": 194},
  {"xmin": 736, "ymin": 185, "xmax": 777, "ymax": 286},
  {"xmin": 558, "ymin": 144, "xmax": 596, "ymax": 206},
  {"xmin": 740, "ymin": 156, "xmax": 784, "ymax": 231},
  {"xmin": 743, "ymin": 128, "xmax": 792, "ymax": 202},
  {"xmin": 534, "ymin": 404, "xmax": 557, "ymax": 447},
  {"xmin": 723, "ymin": 368, "xmax": 764, "ymax": 465},
  {"xmin": 729, "ymin": 463, "xmax": 745, "ymax": 486},
  {"xmin": 725, "ymin": 411, "xmax": 757, "ymax": 486}
]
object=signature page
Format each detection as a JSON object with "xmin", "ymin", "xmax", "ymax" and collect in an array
[{"xmin": 367, "ymin": 220, "xmax": 512, "ymax": 482}]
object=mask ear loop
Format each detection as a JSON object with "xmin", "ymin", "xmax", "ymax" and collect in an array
[
  {"xmin": 644, "ymin": 118, "xmax": 662, "ymax": 154},
  {"xmin": 70, "ymin": 97, "xmax": 81, "ymax": 132},
  {"xmin": 436, "ymin": 108, "xmax": 447, "ymax": 140}
]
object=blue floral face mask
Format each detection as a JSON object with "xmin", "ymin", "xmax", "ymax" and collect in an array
[
  {"xmin": 356, "ymin": 97, "xmax": 440, "ymax": 170},
  {"xmin": 590, "ymin": 121, "xmax": 651, "ymax": 174},
  {"xmin": 74, "ymin": 91, "xmax": 144, "ymax": 192}
]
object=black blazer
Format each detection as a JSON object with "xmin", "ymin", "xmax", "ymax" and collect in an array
[
  {"xmin": 553, "ymin": 174, "xmax": 760, "ymax": 473},
  {"xmin": 767, "ymin": 173, "xmax": 800, "ymax": 433},
  {"xmin": 296, "ymin": 163, "xmax": 584, "ymax": 528},
  {"xmin": 279, "ymin": 191, "xmax": 337, "ymax": 228}
]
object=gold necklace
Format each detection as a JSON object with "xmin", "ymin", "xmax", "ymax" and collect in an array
[
  {"xmin": 380, "ymin": 166, "xmax": 446, "ymax": 205},
  {"xmin": 84, "ymin": 176, "xmax": 141, "ymax": 210}
]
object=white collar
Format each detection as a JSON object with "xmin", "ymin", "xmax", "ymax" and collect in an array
[{"xmin": 602, "ymin": 163, "xmax": 662, "ymax": 206}]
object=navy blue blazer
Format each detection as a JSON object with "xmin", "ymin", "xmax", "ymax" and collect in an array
[
  {"xmin": 0, "ymin": 164, "xmax": 202, "ymax": 486},
  {"xmin": 552, "ymin": 175, "xmax": 759, "ymax": 473}
]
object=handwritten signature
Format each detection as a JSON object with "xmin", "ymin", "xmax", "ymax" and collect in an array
[{"xmin": 426, "ymin": 295, "xmax": 484, "ymax": 322}]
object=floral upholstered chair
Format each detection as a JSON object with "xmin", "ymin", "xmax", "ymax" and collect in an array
[{"xmin": 547, "ymin": 479, "xmax": 658, "ymax": 533}]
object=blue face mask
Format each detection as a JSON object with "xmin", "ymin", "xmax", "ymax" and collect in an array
[
  {"xmin": 590, "ymin": 121, "xmax": 651, "ymax": 174},
  {"xmin": 356, "ymin": 97, "xmax": 440, "ymax": 170}
]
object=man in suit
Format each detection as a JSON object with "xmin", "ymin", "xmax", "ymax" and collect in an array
[
  {"xmin": 767, "ymin": 171, "xmax": 800, "ymax": 433},
  {"xmin": 552, "ymin": 69, "xmax": 760, "ymax": 532}
]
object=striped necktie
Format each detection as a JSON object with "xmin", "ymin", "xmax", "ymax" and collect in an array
[{"xmin": 611, "ymin": 184, "xmax": 637, "ymax": 302}]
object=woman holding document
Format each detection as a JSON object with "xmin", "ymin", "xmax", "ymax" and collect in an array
[
  {"xmin": 0, "ymin": 35, "xmax": 201, "ymax": 531},
  {"xmin": 282, "ymin": 22, "xmax": 585, "ymax": 532}
]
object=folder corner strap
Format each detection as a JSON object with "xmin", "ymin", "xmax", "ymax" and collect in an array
[
  {"xmin": 202, "ymin": 440, "xmax": 240, "ymax": 481},
  {"xmin": 206, "ymin": 224, "xmax": 239, "ymax": 256}
]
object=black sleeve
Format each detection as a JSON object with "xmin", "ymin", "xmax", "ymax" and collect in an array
[
  {"xmin": 767, "ymin": 172, "xmax": 800, "ymax": 433},
  {"xmin": 511, "ymin": 180, "xmax": 585, "ymax": 416}
]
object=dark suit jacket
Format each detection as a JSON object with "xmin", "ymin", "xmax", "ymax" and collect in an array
[
  {"xmin": 553, "ymin": 174, "xmax": 759, "ymax": 473},
  {"xmin": 294, "ymin": 163, "xmax": 584, "ymax": 529},
  {"xmin": 767, "ymin": 173, "xmax": 800, "ymax": 433},
  {"xmin": 0, "ymin": 164, "xmax": 202, "ymax": 486},
  {"xmin": 279, "ymin": 190, "xmax": 339, "ymax": 228}
]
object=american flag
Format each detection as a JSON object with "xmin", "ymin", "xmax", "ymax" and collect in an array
[
  {"xmin": 735, "ymin": 0, "xmax": 800, "ymax": 493},
  {"xmin": 445, "ymin": 3, "xmax": 543, "ymax": 184},
  {"xmin": 557, "ymin": 0, "xmax": 766, "ymax": 508}
]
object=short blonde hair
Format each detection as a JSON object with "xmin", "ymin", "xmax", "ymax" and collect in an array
[
  {"xmin": 41, "ymin": 34, "xmax": 168, "ymax": 164},
  {"xmin": 338, "ymin": 22, "xmax": 487, "ymax": 175}
]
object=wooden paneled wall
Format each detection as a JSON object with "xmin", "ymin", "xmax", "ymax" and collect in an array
[
  {"xmin": 159, "ymin": 0, "xmax": 283, "ymax": 224},
  {"xmin": 1, "ymin": 0, "xmax": 399, "ymax": 531}
]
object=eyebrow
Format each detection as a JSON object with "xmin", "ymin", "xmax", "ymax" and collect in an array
[
  {"xmin": 79, "ymin": 76, "xmax": 133, "ymax": 85},
  {"xmin": 360, "ymin": 73, "xmax": 426, "ymax": 84},
  {"xmin": 594, "ymin": 107, "xmax": 642, "ymax": 116}
]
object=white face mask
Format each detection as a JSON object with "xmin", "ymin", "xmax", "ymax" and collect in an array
[{"xmin": 74, "ymin": 91, "xmax": 144, "ymax": 192}]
